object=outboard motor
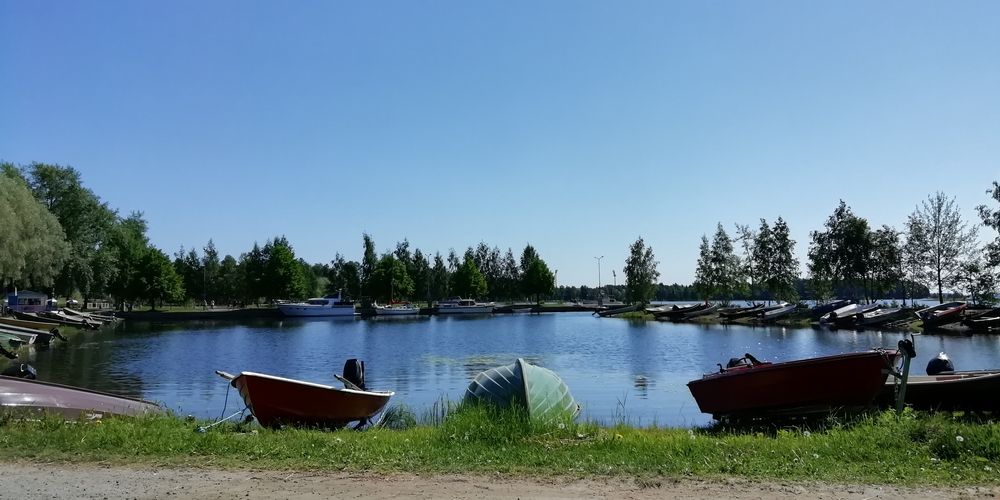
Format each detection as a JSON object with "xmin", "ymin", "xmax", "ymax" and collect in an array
[
  {"xmin": 726, "ymin": 357, "xmax": 746, "ymax": 369},
  {"xmin": 342, "ymin": 359, "xmax": 366, "ymax": 390},
  {"xmin": 926, "ymin": 352, "xmax": 955, "ymax": 375},
  {"xmin": 1, "ymin": 364, "xmax": 36, "ymax": 380}
]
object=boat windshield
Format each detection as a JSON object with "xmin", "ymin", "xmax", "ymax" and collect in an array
[{"xmin": 307, "ymin": 300, "xmax": 329, "ymax": 306}]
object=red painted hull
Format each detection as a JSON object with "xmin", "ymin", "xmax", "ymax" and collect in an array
[
  {"xmin": 230, "ymin": 372, "xmax": 393, "ymax": 428},
  {"xmin": 688, "ymin": 351, "xmax": 896, "ymax": 418}
]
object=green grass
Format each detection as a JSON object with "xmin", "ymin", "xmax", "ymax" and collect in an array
[{"xmin": 2, "ymin": 408, "xmax": 1000, "ymax": 485}]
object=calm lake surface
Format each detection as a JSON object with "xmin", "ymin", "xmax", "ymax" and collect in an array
[{"xmin": 17, "ymin": 312, "xmax": 1000, "ymax": 428}]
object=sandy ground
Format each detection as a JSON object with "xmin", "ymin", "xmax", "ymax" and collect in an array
[{"xmin": 0, "ymin": 464, "xmax": 998, "ymax": 500}]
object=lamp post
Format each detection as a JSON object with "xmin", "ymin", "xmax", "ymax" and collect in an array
[{"xmin": 594, "ymin": 256, "xmax": 604, "ymax": 304}]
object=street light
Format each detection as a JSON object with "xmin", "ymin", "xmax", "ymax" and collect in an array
[{"xmin": 594, "ymin": 256, "xmax": 603, "ymax": 302}]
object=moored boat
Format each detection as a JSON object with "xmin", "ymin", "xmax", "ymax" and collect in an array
[
  {"xmin": 216, "ymin": 362, "xmax": 393, "ymax": 428},
  {"xmin": 435, "ymin": 298, "xmax": 494, "ymax": 314},
  {"xmin": 963, "ymin": 308, "xmax": 1000, "ymax": 330},
  {"xmin": 464, "ymin": 358, "xmax": 580, "ymax": 420},
  {"xmin": 832, "ymin": 303, "xmax": 880, "ymax": 328},
  {"xmin": 916, "ymin": 302, "xmax": 967, "ymax": 328},
  {"xmin": 0, "ymin": 316, "xmax": 60, "ymax": 331},
  {"xmin": 0, "ymin": 374, "xmax": 163, "ymax": 420},
  {"xmin": 811, "ymin": 299, "xmax": 851, "ymax": 320},
  {"xmin": 654, "ymin": 303, "xmax": 706, "ymax": 320},
  {"xmin": 877, "ymin": 370, "xmax": 1000, "ymax": 412},
  {"xmin": 856, "ymin": 307, "xmax": 909, "ymax": 327},
  {"xmin": 277, "ymin": 290, "xmax": 356, "ymax": 317},
  {"xmin": 374, "ymin": 303, "xmax": 420, "ymax": 316},
  {"xmin": 687, "ymin": 350, "xmax": 898, "ymax": 419}
]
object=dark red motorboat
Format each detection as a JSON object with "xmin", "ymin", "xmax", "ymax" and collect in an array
[
  {"xmin": 687, "ymin": 350, "xmax": 898, "ymax": 419},
  {"xmin": 216, "ymin": 365, "xmax": 393, "ymax": 428}
]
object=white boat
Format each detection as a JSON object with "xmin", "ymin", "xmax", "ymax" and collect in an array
[
  {"xmin": 435, "ymin": 298, "xmax": 495, "ymax": 314},
  {"xmin": 375, "ymin": 304, "xmax": 420, "ymax": 316},
  {"xmin": 277, "ymin": 291, "xmax": 356, "ymax": 317}
]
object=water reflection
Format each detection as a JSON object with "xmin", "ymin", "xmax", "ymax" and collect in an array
[{"xmin": 12, "ymin": 313, "xmax": 1000, "ymax": 428}]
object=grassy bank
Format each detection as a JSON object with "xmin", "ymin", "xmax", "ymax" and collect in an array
[{"xmin": 2, "ymin": 407, "xmax": 999, "ymax": 486}]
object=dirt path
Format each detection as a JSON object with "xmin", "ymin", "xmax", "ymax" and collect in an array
[{"xmin": 0, "ymin": 464, "xmax": 996, "ymax": 500}]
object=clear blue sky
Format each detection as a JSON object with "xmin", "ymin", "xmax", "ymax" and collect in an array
[{"xmin": 2, "ymin": 1, "xmax": 998, "ymax": 287}]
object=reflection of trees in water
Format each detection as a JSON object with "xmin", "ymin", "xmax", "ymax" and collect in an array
[
  {"xmin": 26, "ymin": 328, "xmax": 147, "ymax": 399},
  {"xmin": 633, "ymin": 375, "xmax": 655, "ymax": 398}
]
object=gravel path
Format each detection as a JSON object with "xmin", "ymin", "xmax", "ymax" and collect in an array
[{"xmin": 0, "ymin": 463, "xmax": 996, "ymax": 499}]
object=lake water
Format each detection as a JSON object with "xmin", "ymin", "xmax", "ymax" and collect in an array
[{"xmin": 14, "ymin": 312, "xmax": 1000, "ymax": 428}]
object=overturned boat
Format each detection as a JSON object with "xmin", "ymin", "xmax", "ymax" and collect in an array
[
  {"xmin": 464, "ymin": 358, "xmax": 580, "ymax": 420},
  {"xmin": 0, "ymin": 368, "xmax": 163, "ymax": 420}
]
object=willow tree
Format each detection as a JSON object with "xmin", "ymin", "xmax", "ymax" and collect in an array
[{"xmin": 0, "ymin": 175, "xmax": 70, "ymax": 289}]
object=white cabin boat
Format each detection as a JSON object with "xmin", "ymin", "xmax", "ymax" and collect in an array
[
  {"xmin": 375, "ymin": 303, "xmax": 420, "ymax": 316},
  {"xmin": 435, "ymin": 298, "xmax": 495, "ymax": 314},
  {"xmin": 277, "ymin": 291, "xmax": 356, "ymax": 317}
]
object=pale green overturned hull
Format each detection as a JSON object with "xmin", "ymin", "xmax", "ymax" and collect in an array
[{"xmin": 464, "ymin": 358, "xmax": 581, "ymax": 420}]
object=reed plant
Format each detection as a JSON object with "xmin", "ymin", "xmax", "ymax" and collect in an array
[{"xmin": 1, "ymin": 408, "xmax": 999, "ymax": 485}]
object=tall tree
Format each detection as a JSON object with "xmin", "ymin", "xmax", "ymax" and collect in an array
[
  {"xmin": 263, "ymin": 237, "xmax": 308, "ymax": 302},
  {"xmin": 411, "ymin": 249, "xmax": 431, "ymax": 304},
  {"xmin": 203, "ymin": 239, "xmax": 221, "ymax": 302},
  {"xmin": 216, "ymin": 255, "xmax": 241, "ymax": 305},
  {"xmin": 138, "ymin": 248, "xmax": 185, "ymax": 310},
  {"xmin": 808, "ymin": 201, "xmax": 874, "ymax": 301},
  {"xmin": 521, "ymin": 255, "xmax": 555, "ymax": 303},
  {"xmin": 734, "ymin": 223, "xmax": 757, "ymax": 300},
  {"xmin": 977, "ymin": 181, "xmax": 1000, "ymax": 268},
  {"xmin": 693, "ymin": 235, "xmax": 714, "ymax": 300},
  {"xmin": 767, "ymin": 217, "xmax": 800, "ymax": 303},
  {"xmin": 369, "ymin": 254, "xmax": 415, "ymax": 303},
  {"xmin": 238, "ymin": 242, "xmax": 266, "ymax": 305},
  {"xmin": 360, "ymin": 232, "xmax": 378, "ymax": 294},
  {"xmin": 624, "ymin": 236, "xmax": 660, "ymax": 304},
  {"xmin": 451, "ymin": 257, "xmax": 488, "ymax": 299},
  {"xmin": 430, "ymin": 252, "xmax": 450, "ymax": 300},
  {"xmin": 105, "ymin": 212, "xmax": 152, "ymax": 304},
  {"xmin": 753, "ymin": 219, "xmax": 775, "ymax": 302},
  {"xmin": 19, "ymin": 162, "xmax": 117, "ymax": 298},
  {"xmin": 0, "ymin": 174, "xmax": 70, "ymax": 289},
  {"xmin": 709, "ymin": 223, "xmax": 741, "ymax": 304},
  {"xmin": 500, "ymin": 248, "xmax": 522, "ymax": 301},
  {"xmin": 906, "ymin": 192, "xmax": 979, "ymax": 303},
  {"xmin": 519, "ymin": 244, "xmax": 539, "ymax": 274}
]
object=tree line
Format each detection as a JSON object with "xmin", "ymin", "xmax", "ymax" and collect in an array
[{"xmin": 689, "ymin": 186, "xmax": 1000, "ymax": 306}]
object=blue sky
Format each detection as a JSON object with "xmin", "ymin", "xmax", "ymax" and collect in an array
[{"xmin": 2, "ymin": 1, "xmax": 998, "ymax": 287}]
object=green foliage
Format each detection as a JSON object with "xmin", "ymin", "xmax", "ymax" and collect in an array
[
  {"xmin": 624, "ymin": 236, "xmax": 659, "ymax": 304},
  {"xmin": 767, "ymin": 217, "xmax": 800, "ymax": 303},
  {"xmin": 952, "ymin": 258, "xmax": 998, "ymax": 307},
  {"xmin": 809, "ymin": 201, "xmax": 899, "ymax": 303},
  {"xmin": 709, "ymin": 223, "xmax": 741, "ymax": 304},
  {"xmin": 327, "ymin": 253, "xmax": 361, "ymax": 299},
  {"xmin": 693, "ymin": 235, "xmax": 714, "ymax": 300},
  {"xmin": 906, "ymin": 192, "xmax": 979, "ymax": 303},
  {"xmin": 451, "ymin": 257, "xmax": 488, "ymax": 299},
  {"xmin": 369, "ymin": 254, "xmax": 415, "ymax": 302},
  {"xmin": 105, "ymin": 212, "xmax": 152, "ymax": 303},
  {"xmin": 263, "ymin": 237, "xmax": 308, "ymax": 301},
  {"xmin": 19, "ymin": 162, "xmax": 117, "ymax": 299},
  {"xmin": 138, "ymin": 248, "xmax": 185, "ymax": 308},
  {"xmin": 0, "ymin": 174, "xmax": 70, "ymax": 287},
  {"xmin": 429, "ymin": 252, "xmax": 450, "ymax": 300},
  {"xmin": 360, "ymin": 232, "xmax": 378, "ymax": 294},
  {"xmin": 521, "ymin": 257, "xmax": 555, "ymax": 303},
  {"xmin": 977, "ymin": 181, "xmax": 1000, "ymax": 268}
]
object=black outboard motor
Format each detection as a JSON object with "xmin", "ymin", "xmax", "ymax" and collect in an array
[
  {"xmin": 1, "ymin": 364, "xmax": 36, "ymax": 380},
  {"xmin": 926, "ymin": 352, "xmax": 955, "ymax": 375},
  {"xmin": 342, "ymin": 359, "xmax": 366, "ymax": 390}
]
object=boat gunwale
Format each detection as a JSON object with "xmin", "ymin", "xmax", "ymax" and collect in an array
[
  {"xmin": 0, "ymin": 375, "xmax": 163, "ymax": 408},
  {"xmin": 236, "ymin": 371, "xmax": 394, "ymax": 397},
  {"xmin": 688, "ymin": 350, "xmax": 897, "ymax": 385}
]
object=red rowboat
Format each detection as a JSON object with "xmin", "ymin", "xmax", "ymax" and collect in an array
[
  {"xmin": 687, "ymin": 350, "xmax": 897, "ymax": 419},
  {"xmin": 216, "ymin": 371, "xmax": 393, "ymax": 428}
]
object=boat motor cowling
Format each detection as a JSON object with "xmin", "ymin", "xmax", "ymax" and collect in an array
[
  {"xmin": 342, "ymin": 359, "xmax": 366, "ymax": 391},
  {"xmin": 1, "ymin": 363, "xmax": 36, "ymax": 380},
  {"xmin": 926, "ymin": 352, "xmax": 955, "ymax": 375}
]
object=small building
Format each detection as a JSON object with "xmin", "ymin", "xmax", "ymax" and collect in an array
[{"xmin": 5, "ymin": 290, "xmax": 48, "ymax": 313}]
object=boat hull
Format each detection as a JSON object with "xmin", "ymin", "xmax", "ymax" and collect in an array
[
  {"xmin": 230, "ymin": 372, "xmax": 392, "ymax": 428},
  {"xmin": 375, "ymin": 307, "xmax": 420, "ymax": 316},
  {"xmin": 877, "ymin": 371, "xmax": 1000, "ymax": 412},
  {"xmin": 464, "ymin": 358, "xmax": 580, "ymax": 420},
  {"xmin": 436, "ymin": 306, "xmax": 494, "ymax": 314},
  {"xmin": 687, "ymin": 351, "xmax": 896, "ymax": 418},
  {"xmin": 0, "ymin": 376, "xmax": 163, "ymax": 420},
  {"xmin": 0, "ymin": 316, "xmax": 57, "ymax": 331},
  {"xmin": 277, "ymin": 304, "xmax": 356, "ymax": 317}
]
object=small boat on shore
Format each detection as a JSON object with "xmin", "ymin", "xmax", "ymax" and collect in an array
[
  {"xmin": 596, "ymin": 303, "xmax": 639, "ymax": 317},
  {"xmin": 857, "ymin": 307, "xmax": 909, "ymax": 327},
  {"xmin": 963, "ymin": 308, "xmax": 1000, "ymax": 330},
  {"xmin": 0, "ymin": 327, "xmax": 37, "ymax": 345},
  {"xmin": 464, "ymin": 358, "xmax": 580, "ymax": 420},
  {"xmin": 916, "ymin": 302, "xmax": 968, "ymax": 328},
  {"xmin": 760, "ymin": 303, "xmax": 795, "ymax": 322},
  {"xmin": 0, "ymin": 373, "xmax": 163, "ymax": 420},
  {"xmin": 811, "ymin": 299, "xmax": 851, "ymax": 320},
  {"xmin": 654, "ymin": 303, "xmax": 706, "ymax": 320},
  {"xmin": 0, "ymin": 316, "xmax": 60, "ymax": 331},
  {"xmin": 679, "ymin": 302, "xmax": 720, "ymax": 320},
  {"xmin": 718, "ymin": 304, "xmax": 765, "ymax": 320},
  {"xmin": 832, "ymin": 303, "xmax": 881, "ymax": 328},
  {"xmin": 215, "ymin": 361, "xmax": 393, "ymax": 428},
  {"xmin": 687, "ymin": 350, "xmax": 898, "ymax": 419}
]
